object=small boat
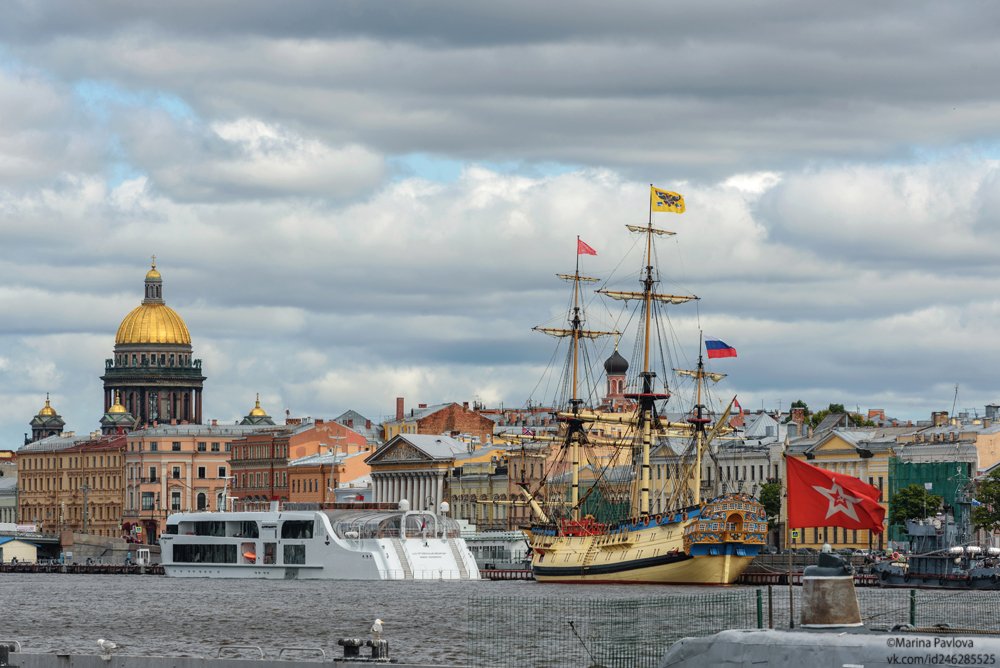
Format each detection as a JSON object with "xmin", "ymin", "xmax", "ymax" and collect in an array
[{"xmin": 159, "ymin": 501, "xmax": 480, "ymax": 580}]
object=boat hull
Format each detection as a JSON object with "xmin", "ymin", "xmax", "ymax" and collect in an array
[
  {"xmin": 533, "ymin": 552, "xmax": 754, "ymax": 584},
  {"xmin": 528, "ymin": 495, "xmax": 766, "ymax": 585}
]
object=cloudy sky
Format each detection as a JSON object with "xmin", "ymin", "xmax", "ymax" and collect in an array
[{"xmin": 3, "ymin": 2, "xmax": 1000, "ymax": 448}]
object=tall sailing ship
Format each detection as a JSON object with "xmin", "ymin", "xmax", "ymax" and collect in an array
[{"xmin": 517, "ymin": 189, "xmax": 767, "ymax": 584}]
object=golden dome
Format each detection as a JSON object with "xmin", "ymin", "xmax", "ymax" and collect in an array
[
  {"xmin": 115, "ymin": 303, "xmax": 192, "ymax": 345},
  {"xmin": 38, "ymin": 394, "xmax": 57, "ymax": 417},
  {"xmin": 249, "ymin": 394, "xmax": 268, "ymax": 417},
  {"xmin": 109, "ymin": 391, "xmax": 127, "ymax": 414}
]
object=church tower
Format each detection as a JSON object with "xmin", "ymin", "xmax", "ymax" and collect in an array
[
  {"xmin": 100, "ymin": 259, "xmax": 206, "ymax": 426},
  {"xmin": 240, "ymin": 394, "xmax": 275, "ymax": 426},
  {"xmin": 26, "ymin": 394, "xmax": 65, "ymax": 444},
  {"xmin": 602, "ymin": 347, "xmax": 630, "ymax": 412}
]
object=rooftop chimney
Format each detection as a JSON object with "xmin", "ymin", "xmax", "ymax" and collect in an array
[
  {"xmin": 790, "ymin": 407, "xmax": 806, "ymax": 425},
  {"xmin": 463, "ymin": 401, "xmax": 469, "ymax": 409},
  {"xmin": 396, "ymin": 397, "xmax": 404, "ymax": 421}
]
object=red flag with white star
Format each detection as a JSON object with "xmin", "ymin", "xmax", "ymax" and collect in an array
[{"xmin": 786, "ymin": 456, "xmax": 885, "ymax": 533}]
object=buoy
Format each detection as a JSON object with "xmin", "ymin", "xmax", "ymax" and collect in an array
[{"xmin": 243, "ymin": 551, "xmax": 257, "ymax": 561}]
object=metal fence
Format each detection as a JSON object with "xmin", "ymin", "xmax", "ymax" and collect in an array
[
  {"xmin": 469, "ymin": 588, "xmax": 1000, "ymax": 668},
  {"xmin": 468, "ymin": 591, "xmax": 759, "ymax": 668}
]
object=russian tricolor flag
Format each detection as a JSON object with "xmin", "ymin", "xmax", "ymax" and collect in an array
[{"xmin": 705, "ymin": 337, "xmax": 737, "ymax": 359}]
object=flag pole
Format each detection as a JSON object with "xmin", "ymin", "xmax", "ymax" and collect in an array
[
  {"xmin": 648, "ymin": 183, "xmax": 653, "ymax": 228},
  {"xmin": 784, "ymin": 451, "xmax": 794, "ymax": 629}
]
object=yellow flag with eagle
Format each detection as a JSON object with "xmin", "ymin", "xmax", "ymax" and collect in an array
[{"xmin": 650, "ymin": 186, "xmax": 685, "ymax": 214}]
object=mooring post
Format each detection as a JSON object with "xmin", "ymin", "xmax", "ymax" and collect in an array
[
  {"xmin": 909, "ymin": 588, "xmax": 917, "ymax": 627},
  {"xmin": 756, "ymin": 589, "xmax": 763, "ymax": 629}
]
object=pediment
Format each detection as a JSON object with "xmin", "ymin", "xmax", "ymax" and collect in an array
[
  {"xmin": 809, "ymin": 434, "xmax": 856, "ymax": 455},
  {"xmin": 367, "ymin": 439, "xmax": 433, "ymax": 465}
]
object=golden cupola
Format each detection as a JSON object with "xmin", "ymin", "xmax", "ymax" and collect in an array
[
  {"xmin": 38, "ymin": 394, "xmax": 57, "ymax": 417},
  {"xmin": 115, "ymin": 258, "xmax": 192, "ymax": 345},
  {"xmin": 249, "ymin": 394, "xmax": 267, "ymax": 417}
]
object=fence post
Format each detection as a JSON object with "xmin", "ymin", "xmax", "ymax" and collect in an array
[
  {"xmin": 909, "ymin": 589, "xmax": 917, "ymax": 627},
  {"xmin": 768, "ymin": 585, "xmax": 774, "ymax": 629},
  {"xmin": 756, "ymin": 589, "xmax": 763, "ymax": 629}
]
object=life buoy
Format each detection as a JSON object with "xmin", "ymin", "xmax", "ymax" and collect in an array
[
  {"xmin": 654, "ymin": 514, "xmax": 662, "ymax": 524},
  {"xmin": 682, "ymin": 512, "xmax": 688, "ymax": 521}
]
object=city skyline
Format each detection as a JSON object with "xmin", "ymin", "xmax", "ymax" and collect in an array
[{"xmin": 4, "ymin": 3, "xmax": 1000, "ymax": 447}]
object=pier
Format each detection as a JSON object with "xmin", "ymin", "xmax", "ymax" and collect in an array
[
  {"xmin": 480, "ymin": 568, "xmax": 533, "ymax": 581},
  {"xmin": 0, "ymin": 562, "xmax": 164, "ymax": 575}
]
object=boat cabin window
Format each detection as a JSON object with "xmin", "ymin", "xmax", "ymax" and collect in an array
[
  {"xmin": 173, "ymin": 544, "xmax": 237, "ymax": 564},
  {"xmin": 193, "ymin": 521, "xmax": 226, "ymax": 537},
  {"xmin": 164, "ymin": 524, "xmax": 178, "ymax": 535},
  {"xmin": 281, "ymin": 520, "xmax": 314, "ymax": 539},
  {"xmin": 233, "ymin": 521, "xmax": 259, "ymax": 538},
  {"xmin": 284, "ymin": 544, "xmax": 306, "ymax": 564}
]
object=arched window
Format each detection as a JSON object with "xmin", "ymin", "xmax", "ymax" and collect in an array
[{"xmin": 197, "ymin": 492, "xmax": 207, "ymax": 510}]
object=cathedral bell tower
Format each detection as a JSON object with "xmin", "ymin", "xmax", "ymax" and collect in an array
[{"xmin": 100, "ymin": 259, "xmax": 206, "ymax": 426}]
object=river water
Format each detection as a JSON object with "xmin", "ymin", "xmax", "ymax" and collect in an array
[
  {"xmin": 3, "ymin": 574, "xmax": 998, "ymax": 667},
  {"xmin": 1, "ymin": 575, "xmax": 674, "ymax": 665}
]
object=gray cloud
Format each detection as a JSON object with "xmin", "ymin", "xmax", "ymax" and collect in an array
[{"xmin": 4, "ymin": 5, "xmax": 1000, "ymax": 445}]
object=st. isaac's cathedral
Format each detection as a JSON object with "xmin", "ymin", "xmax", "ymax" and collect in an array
[{"xmin": 26, "ymin": 260, "xmax": 208, "ymax": 440}]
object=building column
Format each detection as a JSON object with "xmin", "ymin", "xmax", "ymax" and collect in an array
[{"xmin": 435, "ymin": 472, "xmax": 444, "ymax": 512}]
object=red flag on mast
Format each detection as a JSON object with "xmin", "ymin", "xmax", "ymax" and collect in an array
[
  {"xmin": 577, "ymin": 239, "xmax": 597, "ymax": 256},
  {"xmin": 786, "ymin": 456, "xmax": 885, "ymax": 533}
]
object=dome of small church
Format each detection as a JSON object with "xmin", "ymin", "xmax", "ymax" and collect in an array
[
  {"xmin": 249, "ymin": 394, "xmax": 268, "ymax": 417},
  {"xmin": 108, "ymin": 391, "xmax": 127, "ymax": 414},
  {"xmin": 114, "ymin": 260, "xmax": 192, "ymax": 346},
  {"xmin": 37, "ymin": 395, "xmax": 57, "ymax": 417},
  {"xmin": 604, "ymin": 349, "xmax": 629, "ymax": 375}
]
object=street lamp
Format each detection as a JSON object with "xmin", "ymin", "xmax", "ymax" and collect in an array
[{"xmin": 81, "ymin": 483, "xmax": 90, "ymax": 534}]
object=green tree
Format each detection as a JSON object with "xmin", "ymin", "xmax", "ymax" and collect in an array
[
  {"xmin": 807, "ymin": 402, "xmax": 876, "ymax": 429},
  {"xmin": 973, "ymin": 469, "xmax": 1000, "ymax": 533},
  {"xmin": 759, "ymin": 481, "xmax": 781, "ymax": 530},
  {"xmin": 888, "ymin": 484, "xmax": 943, "ymax": 526}
]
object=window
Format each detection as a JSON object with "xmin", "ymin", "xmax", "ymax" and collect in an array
[
  {"xmin": 150, "ymin": 441, "xmax": 158, "ymax": 452},
  {"xmin": 225, "ymin": 442, "xmax": 232, "ymax": 452},
  {"xmin": 218, "ymin": 466, "xmax": 226, "ymax": 478},
  {"xmin": 172, "ymin": 466, "xmax": 181, "ymax": 479},
  {"xmin": 196, "ymin": 492, "xmax": 207, "ymax": 510},
  {"xmin": 141, "ymin": 492, "xmax": 155, "ymax": 511},
  {"xmin": 198, "ymin": 466, "xmax": 206, "ymax": 479},
  {"xmin": 148, "ymin": 466, "xmax": 157, "ymax": 482},
  {"xmin": 171, "ymin": 491, "xmax": 181, "ymax": 511},
  {"xmin": 211, "ymin": 442, "xmax": 220, "ymax": 452},
  {"xmin": 172, "ymin": 442, "xmax": 181, "ymax": 452},
  {"xmin": 197, "ymin": 442, "xmax": 207, "ymax": 452},
  {"xmin": 284, "ymin": 544, "xmax": 306, "ymax": 565}
]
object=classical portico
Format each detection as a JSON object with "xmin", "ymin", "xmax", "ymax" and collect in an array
[{"xmin": 365, "ymin": 434, "xmax": 466, "ymax": 511}]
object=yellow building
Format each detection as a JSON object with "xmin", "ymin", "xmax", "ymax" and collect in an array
[{"xmin": 17, "ymin": 433, "xmax": 126, "ymax": 538}]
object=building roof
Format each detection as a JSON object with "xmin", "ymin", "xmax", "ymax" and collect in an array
[
  {"xmin": 18, "ymin": 433, "xmax": 89, "ymax": 453},
  {"xmin": 366, "ymin": 433, "xmax": 468, "ymax": 464},
  {"xmin": 133, "ymin": 424, "xmax": 281, "ymax": 438}
]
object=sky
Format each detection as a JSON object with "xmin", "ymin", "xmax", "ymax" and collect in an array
[{"xmin": 4, "ymin": 2, "xmax": 1000, "ymax": 448}]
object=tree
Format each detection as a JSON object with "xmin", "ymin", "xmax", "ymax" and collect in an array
[
  {"xmin": 888, "ymin": 484, "xmax": 943, "ymax": 527},
  {"xmin": 973, "ymin": 469, "xmax": 1000, "ymax": 533},
  {"xmin": 759, "ymin": 481, "xmax": 781, "ymax": 530}
]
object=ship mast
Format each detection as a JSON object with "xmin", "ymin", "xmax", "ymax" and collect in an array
[
  {"xmin": 598, "ymin": 214, "xmax": 697, "ymax": 518},
  {"xmin": 533, "ymin": 239, "xmax": 616, "ymax": 522}
]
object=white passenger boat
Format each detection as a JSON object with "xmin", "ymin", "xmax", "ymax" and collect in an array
[{"xmin": 159, "ymin": 501, "xmax": 480, "ymax": 580}]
